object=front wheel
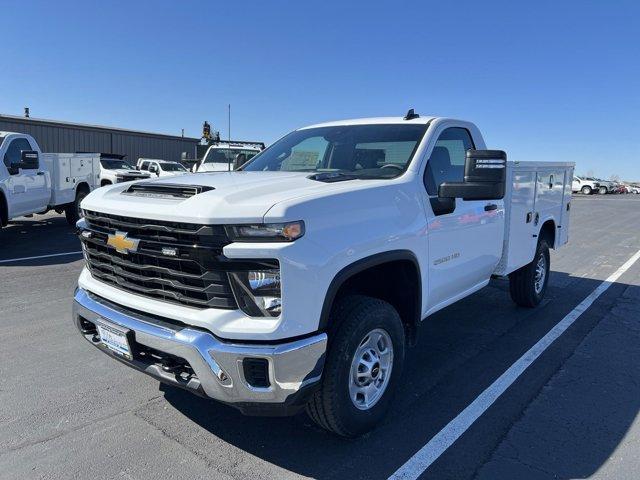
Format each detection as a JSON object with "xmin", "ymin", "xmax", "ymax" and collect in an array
[
  {"xmin": 580, "ymin": 185, "xmax": 592, "ymax": 195},
  {"xmin": 306, "ymin": 295, "xmax": 405, "ymax": 437},
  {"xmin": 65, "ymin": 189, "xmax": 88, "ymax": 226},
  {"xmin": 598, "ymin": 186, "xmax": 608, "ymax": 195},
  {"xmin": 509, "ymin": 239, "xmax": 550, "ymax": 307}
]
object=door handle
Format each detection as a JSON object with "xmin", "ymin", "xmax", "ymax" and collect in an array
[
  {"xmin": 484, "ymin": 204, "xmax": 498, "ymax": 211},
  {"xmin": 37, "ymin": 171, "xmax": 45, "ymax": 175}
]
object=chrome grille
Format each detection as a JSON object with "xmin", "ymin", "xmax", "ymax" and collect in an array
[{"xmin": 80, "ymin": 211, "xmax": 236, "ymax": 309}]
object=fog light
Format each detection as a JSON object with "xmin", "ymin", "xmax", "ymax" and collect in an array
[{"xmin": 229, "ymin": 268, "xmax": 281, "ymax": 317}]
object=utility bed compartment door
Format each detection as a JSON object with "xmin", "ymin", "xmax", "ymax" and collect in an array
[
  {"xmin": 558, "ymin": 169, "xmax": 573, "ymax": 246},
  {"xmin": 494, "ymin": 167, "xmax": 537, "ymax": 275},
  {"xmin": 535, "ymin": 170, "xmax": 565, "ymax": 246}
]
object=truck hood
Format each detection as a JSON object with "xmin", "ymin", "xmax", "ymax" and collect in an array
[{"xmin": 81, "ymin": 171, "xmax": 365, "ymax": 223}]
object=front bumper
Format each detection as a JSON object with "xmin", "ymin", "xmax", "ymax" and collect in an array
[{"xmin": 73, "ymin": 288, "xmax": 327, "ymax": 414}]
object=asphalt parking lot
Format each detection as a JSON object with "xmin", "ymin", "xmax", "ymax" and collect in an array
[{"xmin": 1, "ymin": 194, "xmax": 639, "ymax": 480}]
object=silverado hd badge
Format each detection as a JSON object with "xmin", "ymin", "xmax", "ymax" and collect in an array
[{"xmin": 106, "ymin": 231, "xmax": 140, "ymax": 254}]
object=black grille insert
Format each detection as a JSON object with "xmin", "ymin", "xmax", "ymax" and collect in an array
[
  {"xmin": 243, "ymin": 358, "xmax": 270, "ymax": 388},
  {"xmin": 81, "ymin": 211, "xmax": 236, "ymax": 309}
]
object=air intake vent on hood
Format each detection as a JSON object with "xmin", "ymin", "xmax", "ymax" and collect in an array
[{"xmin": 122, "ymin": 183, "xmax": 214, "ymax": 199}]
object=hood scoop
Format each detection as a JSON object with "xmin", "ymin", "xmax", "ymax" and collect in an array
[{"xmin": 122, "ymin": 182, "xmax": 214, "ymax": 199}]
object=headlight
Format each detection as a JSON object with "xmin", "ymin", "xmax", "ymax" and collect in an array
[
  {"xmin": 226, "ymin": 221, "xmax": 304, "ymax": 242},
  {"xmin": 229, "ymin": 267, "xmax": 281, "ymax": 317}
]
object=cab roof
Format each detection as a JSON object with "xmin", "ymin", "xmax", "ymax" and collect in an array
[{"xmin": 299, "ymin": 116, "xmax": 438, "ymax": 130}]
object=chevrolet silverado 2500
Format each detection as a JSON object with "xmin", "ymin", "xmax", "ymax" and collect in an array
[{"xmin": 73, "ymin": 113, "xmax": 574, "ymax": 436}]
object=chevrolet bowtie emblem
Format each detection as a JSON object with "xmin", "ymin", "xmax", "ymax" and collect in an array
[{"xmin": 106, "ymin": 231, "xmax": 140, "ymax": 254}]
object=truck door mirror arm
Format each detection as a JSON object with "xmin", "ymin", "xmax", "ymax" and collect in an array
[
  {"xmin": 8, "ymin": 163, "xmax": 21, "ymax": 175},
  {"xmin": 429, "ymin": 197, "xmax": 456, "ymax": 216}
]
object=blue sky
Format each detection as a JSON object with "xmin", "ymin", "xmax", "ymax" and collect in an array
[{"xmin": 2, "ymin": 0, "xmax": 639, "ymax": 179}]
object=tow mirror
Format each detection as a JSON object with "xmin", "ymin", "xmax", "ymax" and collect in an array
[
  {"xmin": 438, "ymin": 150, "xmax": 506, "ymax": 200},
  {"xmin": 8, "ymin": 150, "xmax": 38, "ymax": 174},
  {"xmin": 20, "ymin": 150, "xmax": 39, "ymax": 169}
]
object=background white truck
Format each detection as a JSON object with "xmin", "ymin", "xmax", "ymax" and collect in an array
[
  {"xmin": 0, "ymin": 131, "xmax": 99, "ymax": 228},
  {"xmin": 98, "ymin": 155, "xmax": 151, "ymax": 186},
  {"xmin": 137, "ymin": 159, "xmax": 189, "ymax": 178},
  {"xmin": 194, "ymin": 143, "xmax": 262, "ymax": 172},
  {"xmin": 73, "ymin": 113, "xmax": 573, "ymax": 437},
  {"xmin": 572, "ymin": 175, "xmax": 600, "ymax": 195}
]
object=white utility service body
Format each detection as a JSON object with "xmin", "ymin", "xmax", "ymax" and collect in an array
[
  {"xmin": 41, "ymin": 153, "xmax": 100, "ymax": 206},
  {"xmin": 73, "ymin": 115, "xmax": 574, "ymax": 436},
  {"xmin": 0, "ymin": 132, "xmax": 99, "ymax": 226},
  {"xmin": 494, "ymin": 161, "xmax": 572, "ymax": 276}
]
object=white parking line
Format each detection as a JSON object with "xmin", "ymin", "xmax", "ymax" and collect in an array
[
  {"xmin": 0, "ymin": 251, "xmax": 83, "ymax": 264},
  {"xmin": 389, "ymin": 248, "xmax": 640, "ymax": 480}
]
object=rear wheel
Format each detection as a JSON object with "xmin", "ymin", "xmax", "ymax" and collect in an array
[
  {"xmin": 65, "ymin": 189, "xmax": 88, "ymax": 226},
  {"xmin": 509, "ymin": 239, "xmax": 550, "ymax": 307},
  {"xmin": 306, "ymin": 295, "xmax": 405, "ymax": 437},
  {"xmin": 598, "ymin": 186, "xmax": 608, "ymax": 195}
]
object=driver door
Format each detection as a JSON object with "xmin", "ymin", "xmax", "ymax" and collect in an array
[
  {"xmin": 423, "ymin": 127, "xmax": 504, "ymax": 312},
  {"xmin": 3, "ymin": 138, "xmax": 46, "ymax": 216}
]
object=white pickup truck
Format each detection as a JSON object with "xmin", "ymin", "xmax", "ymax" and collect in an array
[
  {"xmin": 195, "ymin": 143, "xmax": 263, "ymax": 172},
  {"xmin": 98, "ymin": 155, "xmax": 151, "ymax": 186},
  {"xmin": 138, "ymin": 159, "xmax": 189, "ymax": 178},
  {"xmin": 73, "ymin": 113, "xmax": 573, "ymax": 437},
  {"xmin": 0, "ymin": 132, "xmax": 99, "ymax": 228},
  {"xmin": 572, "ymin": 175, "xmax": 600, "ymax": 195}
]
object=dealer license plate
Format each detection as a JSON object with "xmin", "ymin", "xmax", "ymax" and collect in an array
[{"xmin": 96, "ymin": 321, "xmax": 132, "ymax": 359}]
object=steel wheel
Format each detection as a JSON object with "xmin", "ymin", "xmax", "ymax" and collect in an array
[
  {"xmin": 534, "ymin": 253, "xmax": 547, "ymax": 294},
  {"xmin": 348, "ymin": 328, "xmax": 393, "ymax": 411}
]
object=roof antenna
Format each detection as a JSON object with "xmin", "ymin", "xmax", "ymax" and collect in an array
[{"xmin": 403, "ymin": 108, "xmax": 419, "ymax": 120}]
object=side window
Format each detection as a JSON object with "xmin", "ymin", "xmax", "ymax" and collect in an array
[
  {"xmin": 3, "ymin": 138, "xmax": 35, "ymax": 171},
  {"xmin": 424, "ymin": 128, "xmax": 474, "ymax": 196},
  {"xmin": 140, "ymin": 161, "xmax": 149, "ymax": 171}
]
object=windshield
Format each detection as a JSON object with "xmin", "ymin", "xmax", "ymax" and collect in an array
[
  {"xmin": 242, "ymin": 124, "xmax": 427, "ymax": 178},
  {"xmin": 160, "ymin": 163, "xmax": 187, "ymax": 172},
  {"xmin": 204, "ymin": 148, "xmax": 260, "ymax": 164},
  {"xmin": 100, "ymin": 159, "xmax": 135, "ymax": 170}
]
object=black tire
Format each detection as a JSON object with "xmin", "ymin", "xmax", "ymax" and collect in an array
[
  {"xmin": 65, "ymin": 189, "xmax": 88, "ymax": 226},
  {"xmin": 306, "ymin": 295, "xmax": 405, "ymax": 437},
  {"xmin": 509, "ymin": 239, "xmax": 550, "ymax": 307},
  {"xmin": 598, "ymin": 186, "xmax": 607, "ymax": 195},
  {"xmin": 580, "ymin": 186, "xmax": 591, "ymax": 195},
  {"xmin": 0, "ymin": 194, "xmax": 7, "ymax": 229}
]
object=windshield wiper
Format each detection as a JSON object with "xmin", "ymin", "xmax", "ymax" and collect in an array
[{"xmin": 307, "ymin": 172, "xmax": 359, "ymax": 183}]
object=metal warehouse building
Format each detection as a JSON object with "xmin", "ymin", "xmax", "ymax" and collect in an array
[{"xmin": 0, "ymin": 113, "xmax": 199, "ymax": 163}]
